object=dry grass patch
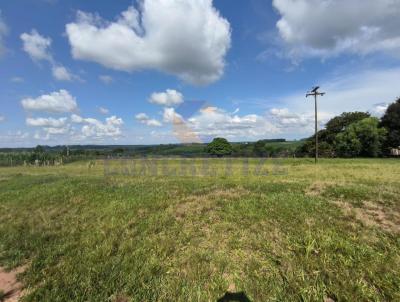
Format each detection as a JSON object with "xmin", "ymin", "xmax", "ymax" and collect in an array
[
  {"xmin": 172, "ymin": 187, "xmax": 250, "ymax": 221},
  {"xmin": 334, "ymin": 200, "xmax": 400, "ymax": 233},
  {"xmin": 305, "ymin": 181, "xmax": 334, "ymax": 197}
]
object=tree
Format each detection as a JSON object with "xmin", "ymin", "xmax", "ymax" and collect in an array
[
  {"xmin": 34, "ymin": 145, "xmax": 45, "ymax": 154},
  {"xmin": 335, "ymin": 117, "xmax": 386, "ymax": 157},
  {"xmin": 298, "ymin": 111, "xmax": 371, "ymax": 157},
  {"xmin": 206, "ymin": 138, "xmax": 233, "ymax": 157},
  {"xmin": 380, "ymin": 98, "xmax": 400, "ymax": 152},
  {"xmin": 334, "ymin": 128, "xmax": 362, "ymax": 157},
  {"xmin": 324, "ymin": 112, "xmax": 371, "ymax": 144},
  {"xmin": 253, "ymin": 140, "xmax": 266, "ymax": 156}
]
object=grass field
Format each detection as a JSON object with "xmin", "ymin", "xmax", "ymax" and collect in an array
[{"xmin": 0, "ymin": 158, "xmax": 399, "ymax": 301}]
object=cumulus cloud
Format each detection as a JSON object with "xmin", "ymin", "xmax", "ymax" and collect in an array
[
  {"xmin": 0, "ymin": 12, "xmax": 8, "ymax": 57},
  {"xmin": 21, "ymin": 29, "xmax": 52, "ymax": 61},
  {"xmin": 269, "ymin": 108, "xmax": 311, "ymax": 128},
  {"xmin": 26, "ymin": 117, "xmax": 67, "ymax": 128},
  {"xmin": 273, "ymin": 0, "xmax": 400, "ymax": 59},
  {"xmin": 99, "ymin": 75, "xmax": 113, "ymax": 84},
  {"xmin": 163, "ymin": 107, "xmax": 183, "ymax": 123},
  {"xmin": 151, "ymin": 105, "xmax": 331, "ymax": 142},
  {"xmin": 184, "ymin": 107, "xmax": 279, "ymax": 140},
  {"xmin": 70, "ymin": 113, "xmax": 84, "ymax": 124},
  {"xmin": 70, "ymin": 114, "xmax": 124, "ymax": 139},
  {"xmin": 65, "ymin": 1, "xmax": 231, "ymax": 85},
  {"xmin": 135, "ymin": 113, "xmax": 149, "ymax": 120},
  {"xmin": 0, "ymin": 115, "xmax": 4, "ymax": 122},
  {"xmin": 135, "ymin": 113, "xmax": 162, "ymax": 127},
  {"xmin": 151, "ymin": 105, "xmax": 280, "ymax": 142},
  {"xmin": 149, "ymin": 89, "xmax": 183, "ymax": 106},
  {"xmin": 21, "ymin": 89, "xmax": 78, "ymax": 113}
]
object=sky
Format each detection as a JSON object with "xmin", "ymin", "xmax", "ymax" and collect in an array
[{"xmin": 1, "ymin": 0, "xmax": 400, "ymax": 147}]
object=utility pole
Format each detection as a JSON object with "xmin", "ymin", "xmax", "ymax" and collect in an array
[{"xmin": 306, "ymin": 86, "xmax": 325, "ymax": 164}]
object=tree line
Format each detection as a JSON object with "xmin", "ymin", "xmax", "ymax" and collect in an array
[
  {"xmin": 206, "ymin": 97, "xmax": 400, "ymax": 158},
  {"xmin": 0, "ymin": 98, "xmax": 398, "ymax": 165},
  {"xmin": 296, "ymin": 97, "xmax": 400, "ymax": 157}
]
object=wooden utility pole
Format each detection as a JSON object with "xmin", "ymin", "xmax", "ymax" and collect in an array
[{"xmin": 306, "ymin": 86, "xmax": 325, "ymax": 164}]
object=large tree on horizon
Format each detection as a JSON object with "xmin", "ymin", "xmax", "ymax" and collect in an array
[
  {"xmin": 206, "ymin": 138, "xmax": 233, "ymax": 157},
  {"xmin": 380, "ymin": 98, "xmax": 400, "ymax": 152}
]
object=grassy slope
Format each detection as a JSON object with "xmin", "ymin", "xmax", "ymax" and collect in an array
[{"xmin": 0, "ymin": 159, "xmax": 399, "ymax": 301}]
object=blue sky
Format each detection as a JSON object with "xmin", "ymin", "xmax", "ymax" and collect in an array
[{"xmin": 1, "ymin": 0, "xmax": 400, "ymax": 147}]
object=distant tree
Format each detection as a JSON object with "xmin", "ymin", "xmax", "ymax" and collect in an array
[
  {"xmin": 253, "ymin": 140, "xmax": 266, "ymax": 156},
  {"xmin": 112, "ymin": 148, "xmax": 125, "ymax": 155},
  {"xmin": 34, "ymin": 145, "xmax": 45, "ymax": 154},
  {"xmin": 206, "ymin": 138, "xmax": 233, "ymax": 157},
  {"xmin": 335, "ymin": 117, "xmax": 386, "ymax": 157},
  {"xmin": 61, "ymin": 146, "xmax": 70, "ymax": 157},
  {"xmin": 380, "ymin": 98, "xmax": 400, "ymax": 152}
]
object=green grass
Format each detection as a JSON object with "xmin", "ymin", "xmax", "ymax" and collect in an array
[{"xmin": 0, "ymin": 158, "xmax": 399, "ymax": 301}]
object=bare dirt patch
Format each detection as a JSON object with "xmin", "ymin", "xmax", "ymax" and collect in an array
[
  {"xmin": 0, "ymin": 265, "xmax": 26, "ymax": 302},
  {"xmin": 334, "ymin": 200, "xmax": 400, "ymax": 233}
]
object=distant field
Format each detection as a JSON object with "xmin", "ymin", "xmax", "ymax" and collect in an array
[{"xmin": 0, "ymin": 158, "xmax": 399, "ymax": 301}]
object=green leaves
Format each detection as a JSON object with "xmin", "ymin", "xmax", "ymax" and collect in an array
[
  {"xmin": 334, "ymin": 117, "xmax": 386, "ymax": 157},
  {"xmin": 206, "ymin": 138, "xmax": 233, "ymax": 157}
]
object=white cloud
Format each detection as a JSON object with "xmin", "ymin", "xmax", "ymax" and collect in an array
[
  {"xmin": 98, "ymin": 106, "xmax": 109, "ymax": 114},
  {"xmin": 70, "ymin": 113, "xmax": 84, "ymax": 123},
  {"xmin": 0, "ymin": 115, "xmax": 4, "ymax": 122},
  {"xmin": 21, "ymin": 30, "xmax": 80, "ymax": 81},
  {"xmin": 65, "ymin": 1, "xmax": 231, "ymax": 85},
  {"xmin": 371, "ymin": 103, "xmax": 389, "ymax": 116},
  {"xmin": 26, "ymin": 116, "xmax": 71, "ymax": 140},
  {"xmin": 21, "ymin": 89, "xmax": 78, "ymax": 113},
  {"xmin": 0, "ymin": 12, "xmax": 8, "ymax": 57},
  {"xmin": 152, "ymin": 105, "xmax": 331, "ymax": 142},
  {"xmin": 99, "ymin": 75, "xmax": 113, "ymax": 84},
  {"xmin": 70, "ymin": 114, "xmax": 124, "ymax": 139},
  {"xmin": 269, "ymin": 108, "xmax": 310, "ymax": 127},
  {"xmin": 135, "ymin": 112, "xmax": 162, "ymax": 127},
  {"xmin": 149, "ymin": 89, "xmax": 183, "ymax": 106},
  {"xmin": 135, "ymin": 113, "xmax": 149, "ymax": 121},
  {"xmin": 163, "ymin": 107, "xmax": 183, "ymax": 123},
  {"xmin": 273, "ymin": 0, "xmax": 400, "ymax": 60},
  {"xmin": 21, "ymin": 29, "xmax": 52, "ymax": 61},
  {"xmin": 146, "ymin": 119, "xmax": 162, "ymax": 127},
  {"xmin": 52, "ymin": 65, "xmax": 74, "ymax": 81},
  {"xmin": 26, "ymin": 117, "xmax": 67, "ymax": 128},
  {"xmin": 44, "ymin": 127, "xmax": 68, "ymax": 135},
  {"xmin": 0, "ymin": 131, "xmax": 30, "ymax": 145},
  {"xmin": 185, "ymin": 107, "xmax": 279, "ymax": 140}
]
